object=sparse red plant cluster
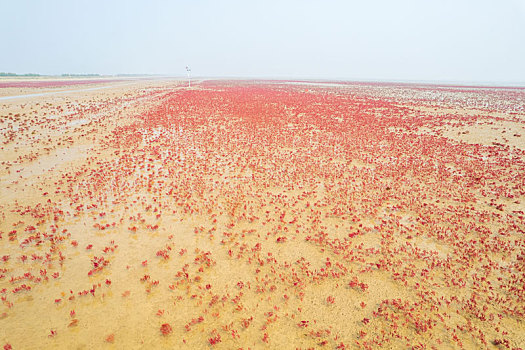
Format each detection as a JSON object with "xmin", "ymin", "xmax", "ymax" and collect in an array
[{"xmin": 0, "ymin": 80, "xmax": 524, "ymax": 348}]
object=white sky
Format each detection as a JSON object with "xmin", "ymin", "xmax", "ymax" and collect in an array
[{"xmin": 1, "ymin": 0, "xmax": 525, "ymax": 83}]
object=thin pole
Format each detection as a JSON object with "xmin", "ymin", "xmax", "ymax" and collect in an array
[{"xmin": 186, "ymin": 66, "xmax": 191, "ymax": 88}]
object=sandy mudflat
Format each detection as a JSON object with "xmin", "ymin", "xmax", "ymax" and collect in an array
[
  {"xmin": 0, "ymin": 79, "xmax": 524, "ymax": 349},
  {"xmin": 0, "ymin": 77, "xmax": 135, "ymax": 98}
]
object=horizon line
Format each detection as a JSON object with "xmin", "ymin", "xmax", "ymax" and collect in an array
[{"xmin": 1, "ymin": 73, "xmax": 525, "ymax": 88}]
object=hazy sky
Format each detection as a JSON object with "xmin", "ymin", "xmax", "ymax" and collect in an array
[{"xmin": 2, "ymin": 0, "xmax": 525, "ymax": 83}]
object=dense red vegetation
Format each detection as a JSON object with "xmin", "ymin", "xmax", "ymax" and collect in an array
[{"xmin": 1, "ymin": 80, "xmax": 524, "ymax": 348}]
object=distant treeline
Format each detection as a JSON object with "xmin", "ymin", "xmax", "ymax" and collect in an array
[
  {"xmin": 0, "ymin": 72, "xmax": 103, "ymax": 77},
  {"xmin": 0, "ymin": 72, "xmax": 41, "ymax": 77},
  {"xmin": 1, "ymin": 72, "xmax": 160, "ymax": 78},
  {"xmin": 61, "ymin": 73, "xmax": 101, "ymax": 77}
]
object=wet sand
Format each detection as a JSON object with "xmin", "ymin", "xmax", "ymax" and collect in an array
[{"xmin": 1, "ymin": 79, "xmax": 524, "ymax": 349}]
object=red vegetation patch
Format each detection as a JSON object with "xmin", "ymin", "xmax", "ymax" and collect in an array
[{"xmin": 160, "ymin": 323, "xmax": 172, "ymax": 336}]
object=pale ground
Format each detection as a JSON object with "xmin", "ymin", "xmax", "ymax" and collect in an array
[{"xmin": 0, "ymin": 79, "xmax": 524, "ymax": 349}]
